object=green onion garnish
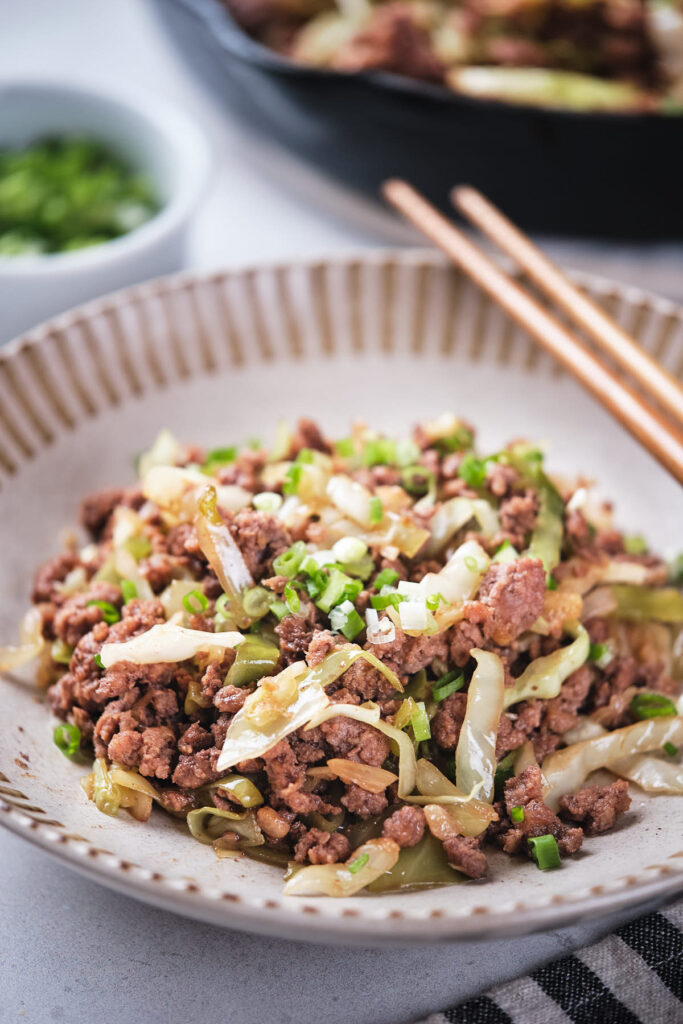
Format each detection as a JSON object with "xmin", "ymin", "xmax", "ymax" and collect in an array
[
  {"xmin": 53, "ymin": 722, "xmax": 81, "ymax": 759},
  {"xmin": 588, "ymin": 642, "xmax": 613, "ymax": 668},
  {"xmin": 374, "ymin": 568, "xmax": 399, "ymax": 590},
  {"xmin": 283, "ymin": 582, "xmax": 301, "ymax": 615},
  {"xmin": 494, "ymin": 751, "xmax": 516, "ymax": 797},
  {"xmin": 329, "ymin": 602, "xmax": 365, "ymax": 641},
  {"xmin": 86, "ymin": 600, "xmax": 120, "ymax": 624},
  {"xmin": 401, "ymin": 465, "xmax": 435, "ymax": 496},
  {"xmin": 458, "ymin": 453, "xmax": 487, "ymax": 488},
  {"xmin": 272, "ymin": 541, "xmax": 307, "ymax": 578},
  {"xmin": 316, "ymin": 569, "xmax": 361, "ymax": 613},
  {"xmin": 270, "ymin": 601, "xmax": 288, "ymax": 622},
  {"xmin": 425, "ymin": 592, "xmax": 446, "ymax": 612},
  {"xmin": 546, "ymin": 575, "xmax": 558, "ymax": 591},
  {"xmin": 463, "ymin": 555, "xmax": 480, "ymax": 572},
  {"xmin": 362, "ymin": 438, "xmax": 396, "ymax": 467},
  {"xmin": 50, "ymin": 639, "xmax": 73, "ymax": 665},
  {"xmin": 124, "ymin": 535, "xmax": 152, "ymax": 561},
  {"xmin": 395, "ymin": 439, "xmax": 420, "ymax": 467},
  {"xmin": 411, "ymin": 701, "xmax": 431, "ymax": 742},
  {"xmin": 528, "ymin": 834, "xmax": 561, "ymax": 871},
  {"xmin": 335, "ymin": 438, "xmax": 355, "ymax": 458},
  {"xmin": 296, "ymin": 448, "xmax": 315, "ymax": 464},
  {"xmin": 510, "ymin": 805, "xmax": 525, "ymax": 824},
  {"xmin": 242, "ymin": 586, "xmax": 272, "ymax": 619},
  {"xmin": 214, "ymin": 593, "xmax": 230, "ymax": 621},
  {"xmin": 432, "ymin": 671, "xmax": 464, "ymax": 702},
  {"xmin": 348, "ymin": 853, "xmax": 370, "ymax": 874},
  {"xmin": 370, "ymin": 592, "xmax": 404, "ymax": 610},
  {"xmin": 120, "ymin": 579, "xmax": 137, "ymax": 604},
  {"xmin": 434, "ymin": 426, "xmax": 474, "ymax": 453},
  {"xmin": 202, "ymin": 446, "xmax": 236, "ymax": 474},
  {"xmin": 94, "ymin": 653, "xmax": 104, "ymax": 670},
  {"xmin": 369, "ymin": 496, "xmax": 383, "ymax": 525},
  {"xmin": 624, "ymin": 534, "xmax": 648, "ymax": 556},
  {"xmin": 630, "ymin": 692, "xmax": 678, "ymax": 720},
  {"xmin": 283, "ymin": 463, "xmax": 303, "ymax": 495},
  {"xmin": 664, "ymin": 742, "xmax": 678, "ymax": 757},
  {"xmin": 182, "ymin": 589, "xmax": 209, "ymax": 615}
]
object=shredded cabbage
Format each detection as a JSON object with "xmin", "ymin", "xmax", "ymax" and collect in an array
[
  {"xmin": 455, "ymin": 649, "xmax": 505, "ymax": 802},
  {"xmin": 186, "ymin": 806, "xmax": 264, "ymax": 847},
  {"xmin": 100, "ymin": 621, "xmax": 243, "ymax": 669},
  {"xmin": 194, "ymin": 486, "xmax": 252, "ymax": 628},
  {"xmin": 283, "ymin": 837, "xmax": 400, "ymax": 897},
  {"xmin": 409, "ymin": 759, "xmax": 498, "ymax": 834},
  {"xmin": 143, "ymin": 465, "xmax": 251, "ymax": 522},
  {"xmin": 137, "ymin": 429, "xmax": 181, "ymax": 479},
  {"xmin": 503, "ymin": 623, "xmax": 589, "ymax": 709},
  {"xmin": 543, "ymin": 716, "xmax": 683, "ymax": 809},
  {"xmin": 610, "ymin": 585, "xmax": 683, "ymax": 623},
  {"xmin": 425, "ymin": 498, "xmax": 499, "ymax": 556},
  {"xmin": 0, "ymin": 606, "xmax": 45, "ymax": 672},
  {"xmin": 562, "ymin": 718, "xmax": 683, "ymax": 795},
  {"xmin": 326, "ymin": 758, "xmax": 398, "ymax": 793}
]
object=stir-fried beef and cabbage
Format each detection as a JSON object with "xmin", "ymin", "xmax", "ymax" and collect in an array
[
  {"xmin": 222, "ymin": 0, "xmax": 683, "ymax": 112},
  {"xmin": 3, "ymin": 416, "xmax": 682, "ymax": 896}
]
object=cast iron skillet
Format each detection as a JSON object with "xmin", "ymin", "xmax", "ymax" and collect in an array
[{"xmin": 149, "ymin": 0, "xmax": 683, "ymax": 239}]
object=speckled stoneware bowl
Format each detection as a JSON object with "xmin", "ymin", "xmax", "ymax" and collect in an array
[{"xmin": 0, "ymin": 251, "xmax": 681, "ymax": 944}]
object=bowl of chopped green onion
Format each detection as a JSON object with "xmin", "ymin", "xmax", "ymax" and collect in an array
[{"xmin": 0, "ymin": 80, "xmax": 210, "ymax": 343}]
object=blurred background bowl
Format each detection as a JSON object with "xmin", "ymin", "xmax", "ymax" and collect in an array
[
  {"xmin": 0, "ymin": 79, "xmax": 210, "ymax": 344},
  {"xmin": 149, "ymin": 0, "xmax": 683, "ymax": 241}
]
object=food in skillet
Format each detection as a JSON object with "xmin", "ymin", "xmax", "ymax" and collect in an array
[
  {"xmin": 2, "ymin": 416, "xmax": 682, "ymax": 896},
  {"xmin": 221, "ymin": 0, "xmax": 683, "ymax": 112}
]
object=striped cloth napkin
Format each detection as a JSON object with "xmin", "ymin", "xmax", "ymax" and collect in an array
[{"xmin": 417, "ymin": 898, "xmax": 682, "ymax": 1024}]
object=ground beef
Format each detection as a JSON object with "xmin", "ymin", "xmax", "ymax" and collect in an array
[
  {"xmin": 217, "ymin": 449, "xmax": 267, "ymax": 492},
  {"xmin": 486, "ymin": 463, "xmax": 520, "ymax": 498},
  {"xmin": 559, "ymin": 780, "xmax": 631, "ymax": 835},
  {"xmin": 499, "ymin": 490, "xmax": 539, "ymax": 548},
  {"xmin": 172, "ymin": 748, "xmax": 219, "ymax": 788},
  {"xmin": 382, "ymin": 805, "xmax": 425, "ymax": 847},
  {"xmin": 306, "ymin": 629, "xmax": 340, "ymax": 667},
  {"xmin": 177, "ymin": 722, "xmax": 213, "ymax": 755},
  {"xmin": 341, "ymin": 783, "xmax": 389, "ymax": 818},
  {"xmin": 107, "ymin": 729, "xmax": 142, "ymax": 766},
  {"xmin": 448, "ymin": 619, "xmax": 486, "ymax": 667},
  {"xmin": 138, "ymin": 726, "xmax": 176, "ymax": 779},
  {"xmin": 32, "ymin": 552, "xmax": 80, "ymax": 603},
  {"xmin": 294, "ymin": 827, "xmax": 351, "ymax": 865},
  {"xmin": 442, "ymin": 835, "xmax": 488, "ymax": 879},
  {"xmin": 477, "ymin": 558, "xmax": 546, "ymax": 645},
  {"xmin": 333, "ymin": 3, "xmax": 445, "ymax": 82},
  {"xmin": 227, "ymin": 509, "xmax": 291, "ymax": 579},
  {"xmin": 261, "ymin": 738, "xmax": 338, "ymax": 816},
  {"xmin": 497, "ymin": 766, "xmax": 583, "ymax": 858},
  {"xmin": 320, "ymin": 716, "xmax": 390, "ymax": 766},
  {"xmin": 276, "ymin": 613, "xmax": 317, "ymax": 664},
  {"xmin": 432, "ymin": 693, "xmax": 467, "ymax": 750},
  {"xmin": 292, "ymin": 417, "xmax": 332, "ymax": 455},
  {"xmin": 140, "ymin": 554, "xmax": 175, "ymax": 592},
  {"xmin": 373, "ymin": 629, "xmax": 449, "ymax": 677},
  {"xmin": 53, "ymin": 582, "xmax": 122, "ymax": 647},
  {"xmin": 213, "ymin": 684, "xmax": 249, "ymax": 714},
  {"xmin": 80, "ymin": 488, "xmax": 125, "ymax": 538}
]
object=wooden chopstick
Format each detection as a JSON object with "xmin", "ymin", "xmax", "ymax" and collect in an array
[
  {"xmin": 452, "ymin": 186, "xmax": 683, "ymax": 427},
  {"xmin": 382, "ymin": 179, "xmax": 683, "ymax": 485}
]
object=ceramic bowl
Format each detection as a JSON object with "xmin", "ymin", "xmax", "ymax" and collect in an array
[
  {"xmin": 0, "ymin": 79, "xmax": 210, "ymax": 344},
  {"xmin": 0, "ymin": 251, "xmax": 681, "ymax": 944}
]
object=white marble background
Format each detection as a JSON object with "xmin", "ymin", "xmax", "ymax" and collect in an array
[{"xmin": 1, "ymin": 3, "xmax": 681, "ymax": 1021}]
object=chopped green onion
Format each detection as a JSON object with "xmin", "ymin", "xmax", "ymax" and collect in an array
[
  {"xmin": 296, "ymin": 448, "xmax": 315, "ymax": 464},
  {"xmin": 316, "ymin": 569, "xmax": 361, "ymax": 613},
  {"xmin": 272, "ymin": 541, "xmax": 307, "ymax": 578},
  {"xmin": 86, "ymin": 600, "xmax": 120, "ymax": 624},
  {"xmin": 434, "ymin": 427, "xmax": 474, "ymax": 453},
  {"xmin": 630, "ymin": 692, "xmax": 678, "ymax": 720},
  {"xmin": 411, "ymin": 701, "xmax": 431, "ymax": 742},
  {"xmin": 348, "ymin": 853, "xmax": 369, "ymax": 874},
  {"xmin": 588, "ymin": 642, "xmax": 613, "ymax": 668},
  {"xmin": 664, "ymin": 742, "xmax": 678, "ymax": 757},
  {"xmin": 546, "ymin": 575, "xmax": 558, "ymax": 590},
  {"xmin": 51, "ymin": 639, "xmax": 73, "ymax": 665},
  {"xmin": 458, "ymin": 453, "xmax": 487, "ymax": 488},
  {"xmin": 343, "ymin": 553, "xmax": 375, "ymax": 581},
  {"xmin": 510, "ymin": 805, "xmax": 525, "ymax": 824},
  {"xmin": 202, "ymin": 446, "xmax": 236, "ymax": 473},
  {"xmin": 362, "ymin": 438, "xmax": 396, "ymax": 467},
  {"xmin": 463, "ymin": 555, "xmax": 479, "ymax": 572},
  {"xmin": 270, "ymin": 601, "xmax": 288, "ymax": 622},
  {"xmin": 395, "ymin": 439, "xmax": 420, "ymax": 467},
  {"xmin": 425, "ymin": 592, "xmax": 446, "ymax": 612},
  {"xmin": 332, "ymin": 536, "xmax": 368, "ymax": 564},
  {"xmin": 432, "ymin": 671, "xmax": 464, "ymax": 702},
  {"xmin": 252, "ymin": 492, "xmax": 283, "ymax": 514},
  {"xmin": 53, "ymin": 723, "xmax": 81, "ymax": 759},
  {"xmin": 94, "ymin": 653, "xmax": 104, "ymax": 670},
  {"xmin": 214, "ymin": 593, "xmax": 231, "ymax": 621},
  {"xmin": 124, "ymin": 535, "xmax": 152, "ymax": 561},
  {"xmin": 120, "ymin": 579, "xmax": 137, "ymax": 604},
  {"xmin": 369, "ymin": 496, "xmax": 383, "ymax": 525},
  {"xmin": 283, "ymin": 463, "xmax": 303, "ymax": 495},
  {"xmin": 494, "ymin": 751, "xmax": 516, "ymax": 797},
  {"xmin": 493, "ymin": 540, "xmax": 519, "ymax": 565},
  {"xmin": 242, "ymin": 586, "xmax": 272, "ymax": 619},
  {"xmin": 283, "ymin": 582, "xmax": 301, "ymax": 614},
  {"xmin": 182, "ymin": 589, "xmax": 209, "ymax": 615},
  {"xmin": 528, "ymin": 834, "xmax": 561, "ymax": 871},
  {"xmin": 668, "ymin": 552, "xmax": 683, "ymax": 585},
  {"xmin": 329, "ymin": 601, "xmax": 365, "ymax": 641},
  {"xmin": 401, "ymin": 465, "xmax": 435, "ymax": 496},
  {"xmin": 335, "ymin": 438, "xmax": 355, "ymax": 458},
  {"xmin": 374, "ymin": 568, "xmax": 399, "ymax": 590},
  {"xmin": 624, "ymin": 534, "xmax": 648, "ymax": 556},
  {"xmin": 370, "ymin": 592, "xmax": 404, "ymax": 610}
]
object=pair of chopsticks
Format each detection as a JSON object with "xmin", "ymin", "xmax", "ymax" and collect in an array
[{"xmin": 383, "ymin": 181, "xmax": 683, "ymax": 485}]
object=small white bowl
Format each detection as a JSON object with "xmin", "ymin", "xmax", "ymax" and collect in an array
[{"xmin": 0, "ymin": 79, "xmax": 210, "ymax": 344}]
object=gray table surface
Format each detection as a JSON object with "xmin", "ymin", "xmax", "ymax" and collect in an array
[{"xmin": 2, "ymin": 3, "xmax": 682, "ymax": 1022}]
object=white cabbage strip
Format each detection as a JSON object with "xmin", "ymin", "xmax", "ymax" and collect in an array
[
  {"xmin": 562, "ymin": 718, "xmax": 683, "ymax": 796},
  {"xmin": 283, "ymin": 838, "xmax": 400, "ymax": 897},
  {"xmin": 455, "ymin": 650, "xmax": 505, "ymax": 802},
  {"xmin": 0, "ymin": 606, "xmax": 45, "ymax": 672},
  {"xmin": 143, "ymin": 465, "xmax": 251, "ymax": 521},
  {"xmin": 543, "ymin": 716, "xmax": 683, "ymax": 809},
  {"xmin": 425, "ymin": 497, "xmax": 499, "ymax": 556},
  {"xmin": 502, "ymin": 624, "xmax": 589, "ymax": 709},
  {"xmin": 100, "ymin": 622, "xmax": 244, "ymax": 669}
]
